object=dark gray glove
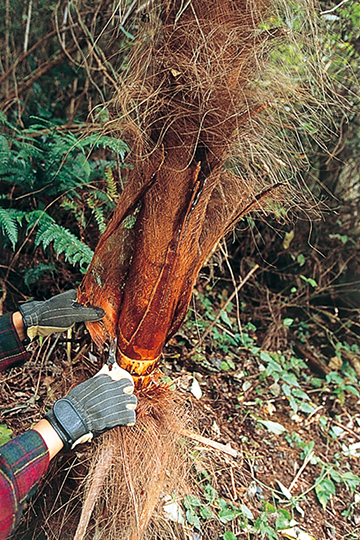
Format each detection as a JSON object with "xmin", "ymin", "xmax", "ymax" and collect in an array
[
  {"xmin": 19, "ymin": 290, "xmax": 104, "ymax": 341},
  {"xmin": 45, "ymin": 365, "xmax": 137, "ymax": 451}
]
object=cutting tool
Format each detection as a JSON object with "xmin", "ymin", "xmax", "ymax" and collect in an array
[
  {"xmin": 100, "ymin": 337, "xmax": 134, "ymax": 389},
  {"xmin": 107, "ymin": 337, "xmax": 118, "ymax": 369}
]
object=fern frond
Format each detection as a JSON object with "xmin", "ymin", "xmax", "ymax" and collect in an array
[
  {"xmin": 23, "ymin": 263, "xmax": 55, "ymax": 289},
  {"xmin": 104, "ymin": 167, "xmax": 118, "ymax": 201},
  {"xmin": 35, "ymin": 219, "xmax": 60, "ymax": 250},
  {"xmin": 0, "ymin": 111, "xmax": 19, "ymax": 132},
  {"xmin": 78, "ymin": 134, "xmax": 129, "ymax": 160},
  {"xmin": 87, "ymin": 195, "xmax": 106, "ymax": 234},
  {"xmin": 25, "ymin": 210, "xmax": 94, "ymax": 272},
  {"xmin": 13, "ymin": 141, "xmax": 44, "ymax": 160},
  {"xmin": 93, "ymin": 207, "xmax": 106, "ymax": 234},
  {"xmin": 0, "ymin": 135, "xmax": 9, "ymax": 152},
  {"xmin": 50, "ymin": 224, "xmax": 94, "ymax": 271},
  {"xmin": 0, "ymin": 207, "xmax": 18, "ymax": 248},
  {"xmin": 60, "ymin": 196, "xmax": 86, "ymax": 229}
]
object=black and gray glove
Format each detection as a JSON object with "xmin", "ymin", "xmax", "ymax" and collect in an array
[
  {"xmin": 45, "ymin": 364, "xmax": 137, "ymax": 451},
  {"xmin": 19, "ymin": 290, "xmax": 104, "ymax": 341}
]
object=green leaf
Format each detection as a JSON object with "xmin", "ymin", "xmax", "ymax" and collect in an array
[
  {"xmin": 204, "ymin": 484, "xmax": 218, "ymax": 503},
  {"xmin": 341, "ymin": 472, "xmax": 360, "ymax": 492},
  {"xmin": 257, "ymin": 419, "xmax": 286, "ymax": 435},
  {"xmin": 220, "ymin": 361, "xmax": 230, "ymax": 371},
  {"xmin": 223, "ymin": 532, "xmax": 237, "ymax": 540},
  {"xmin": 240, "ymin": 504, "xmax": 254, "ymax": 520},
  {"xmin": 300, "ymin": 441, "xmax": 314, "ymax": 459},
  {"xmin": 292, "ymin": 388, "xmax": 310, "ymax": 400},
  {"xmin": 219, "ymin": 508, "xmax": 237, "ymax": 524},
  {"xmin": 0, "ymin": 207, "xmax": 18, "ymax": 248},
  {"xmin": 275, "ymin": 513, "xmax": 291, "ymax": 530},
  {"xmin": 281, "ymin": 383, "xmax": 292, "ymax": 397},
  {"xmin": 283, "ymin": 318, "xmax": 294, "ymax": 327},
  {"xmin": 289, "ymin": 395, "xmax": 298, "ymax": 414},
  {"xmin": 185, "ymin": 509, "xmax": 201, "ymax": 530},
  {"xmin": 343, "ymin": 385, "xmax": 359, "ymax": 397},
  {"xmin": 315, "ymin": 477, "xmax": 336, "ymax": 509},
  {"xmin": 217, "ymin": 498, "xmax": 229, "ymax": 511},
  {"xmin": 260, "ymin": 351, "xmax": 273, "ymax": 363},
  {"xmin": 281, "ymin": 373, "xmax": 300, "ymax": 387},
  {"xmin": 220, "ymin": 309, "xmax": 232, "ymax": 329},
  {"xmin": 299, "ymin": 402, "xmax": 316, "ymax": 414},
  {"xmin": 0, "ymin": 424, "xmax": 12, "ymax": 446},
  {"xmin": 183, "ymin": 495, "xmax": 201, "ymax": 510},
  {"xmin": 297, "ymin": 253, "xmax": 306, "ymax": 266},
  {"xmin": 200, "ymin": 506, "xmax": 215, "ymax": 519},
  {"xmin": 300, "ymin": 275, "xmax": 318, "ymax": 288}
]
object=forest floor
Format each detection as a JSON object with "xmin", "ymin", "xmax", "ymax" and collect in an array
[
  {"xmin": 1, "ymin": 206, "xmax": 360, "ymax": 540},
  {"xmin": 1, "ymin": 283, "xmax": 359, "ymax": 540}
]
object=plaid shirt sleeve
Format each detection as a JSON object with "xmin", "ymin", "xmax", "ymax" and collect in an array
[
  {"xmin": 0, "ymin": 313, "xmax": 29, "ymax": 372},
  {"xmin": 0, "ymin": 430, "xmax": 49, "ymax": 540}
]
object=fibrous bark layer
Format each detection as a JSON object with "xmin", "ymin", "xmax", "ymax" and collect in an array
[{"xmin": 79, "ymin": 0, "xmax": 279, "ymax": 383}]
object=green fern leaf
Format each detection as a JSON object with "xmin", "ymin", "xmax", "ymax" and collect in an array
[
  {"xmin": 26, "ymin": 210, "xmax": 94, "ymax": 271},
  {"xmin": 35, "ymin": 223, "xmax": 59, "ymax": 250},
  {"xmin": 0, "ymin": 111, "xmax": 19, "ymax": 132},
  {"xmin": 23, "ymin": 263, "xmax": 55, "ymax": 289},
  {"xmin": 92, "ymin": 206, "xmax": 106, "ymax": 234},
  {"xmin": 105, "ymin": 167, "xmax": 118, "ymax": 201},
  {"xmin": 78, "ymin": 134, "xmax": 129, "ymax": 160},
  {"xmin": 0, "ymin": 207, "xmax": 18, "ymax": 248}
]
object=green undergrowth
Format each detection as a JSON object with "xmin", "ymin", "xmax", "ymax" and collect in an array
[
  {"xmin": 179, "ymin": 259, "xmax": 360, "ymax": 538},
  {"xmin": 0, "ymin": 114, "xmax": 128, "ymax": 281}
]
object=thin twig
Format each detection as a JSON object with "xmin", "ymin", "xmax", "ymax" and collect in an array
[
  {"xmin": 0, "ymin": 27, "xmax": 74, "ymax": 89},
  {"xmin": 1, "ymin": 49, "xmax": 76, "ymax": 110},
  {"xmin": 0, "ymin": 278, "xmax": 7, "ymax": 316},
  {"xmin": 321, "ymin": 0, "xmax": 350, "ymax": 15},
  {"xmin": 4, "ymin": 0, "xmax": 10, "ymax": 99},
  {"xmin": 120, "ymin": 0, "xmax": 137, "ymax": 28},
  {"xmin": 332, "ymin": 419, "xmax": 360, "ymax": 441},
  {"xmin": 23, "ymin": 0, "xmax": 33, "ymax": 53},
  {"xmin": 180, "ymin": 428, "xmax": 238, "ymax": 458},
  {"xmin": 288, "ymin": 450, "xmax": 314, "ymax": 493},
  {"xmin": 187, "ymin": 264, "xmax": 259, "ymax": 356},
  {"xmin": 230, "ymin": 465, "xmax": 238, "ymax": 501},
  {"xmin": 220, "ymin": 240, "xmax": 242, "ymax": 334}
]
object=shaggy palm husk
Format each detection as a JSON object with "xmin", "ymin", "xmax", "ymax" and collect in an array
[
  {"xmin": 78, "ymin": 0, "xmax": 285, "ymax": 370},
  {"xmin": 75, "ymin": 386, "xmax": 194, "ymax": 540}
]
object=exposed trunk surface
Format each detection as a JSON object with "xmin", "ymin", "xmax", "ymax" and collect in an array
[{"xmin": 79, "ymin": 0, "xmax": 274, "ymax": 385}]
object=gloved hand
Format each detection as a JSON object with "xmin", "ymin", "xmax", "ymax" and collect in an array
[
  {"xmin": 45, "ymin": 364, "xmax": 137, "ymax": 451},
  {"xmin": 19, "ymin": 290, "xmax": 104, "ymax": 341}
]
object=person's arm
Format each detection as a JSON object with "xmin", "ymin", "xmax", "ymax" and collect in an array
[
  {"xmin": 0, "ymin": 362, "xmax": 136, "ymax": 540},
  {"xmin": 0, "ymin": 430, "xmax": 49, "ymax": 540},
  {"xmin": 0, "ymin": 313, "xmax": 30, "ymax": 372},
  {"xmin": 0, "ymin": 291, "xmax": 104, "ymax": 373}
]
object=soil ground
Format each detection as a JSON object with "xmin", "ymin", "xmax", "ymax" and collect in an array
[
  {"xmin": 1, "ymin": 303, "xmax": 359, "ymax": 540},
  {"xmin": 1, "ymin": 208, "xmax": 360, "ymax": 539}
]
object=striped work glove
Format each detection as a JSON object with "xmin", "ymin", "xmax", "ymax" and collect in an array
[
  {"xmin": 45, "ymin": 364, "xmax": 137, "ymax": 451},
  {"xmin": 19, "ymin": 290, "xmax": 104, "ymax": 341}
]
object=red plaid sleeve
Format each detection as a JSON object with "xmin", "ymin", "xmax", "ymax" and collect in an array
[
  {"xmin": 0, "ymin": 430, "xmax": 49, "ymax": 540},
  {"xmin": 0, "ymin": 313, "xmax": 29, "ymax": 372}
]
